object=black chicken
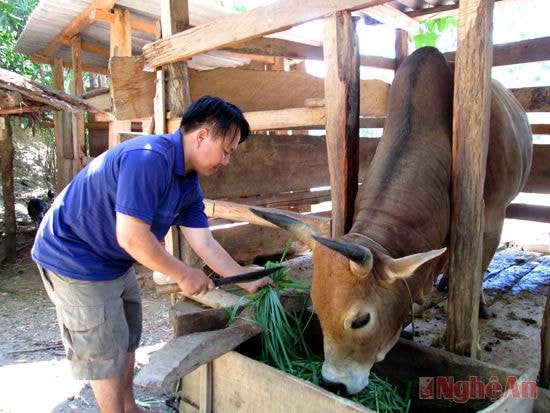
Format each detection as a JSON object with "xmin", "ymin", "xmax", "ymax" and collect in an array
[{"xmin": 27, "ymin": 190, "xmax": 55, "ymax": 229}]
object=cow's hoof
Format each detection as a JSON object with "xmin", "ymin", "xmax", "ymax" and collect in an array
[
  {"xmin": 436, "ymin": 275, "xmax": 448, "ymax": 292},
  {"xmin": 400, "ymin": 328, "xmax": 414, "ymax": 340},
  {"xmin": 479, "ymin": 304, "xmax": 491, "ymax": 319}
]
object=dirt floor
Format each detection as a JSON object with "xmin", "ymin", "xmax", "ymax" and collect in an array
[{"xmin": 1, "ymin": 221, "xmax": 549, "ymax": 413}]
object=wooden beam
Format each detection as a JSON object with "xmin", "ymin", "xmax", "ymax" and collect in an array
[
  {"xmin": 163, "ymin": 72, "xmax": 389, "ymax": 131},
  {"xmin": 203, "ymin": 199, "xmax": 331, "ymax": 237},
  {"xmin": 224, "ymin": 37, "xmax": 395, "ymax": 70},
  {"xmin": 71, "ymin": 37, "xmax": 85, "ymax": 173},
  {"xmin": 323, "ymin": 11, "xmax": 360, "ymax": 236},
  {"xmin": 245, "ymin": 107, "xmax": 325, "ymax": 130},
  {"xmin": 143, "ymin": 0, "xmax": 392, "ymax": 68},
  {"xmin": 406, "ymin": 0, "xmax": 505, "ymax": 19},
  {"xmin": 540, "ymin": 288, "xmax": 550, "ymax": 388},
  {"xmin": 199, "ymin": 134, "xmax": 378, "ymax": 200},
  {"xmin": 0, "ymin": 116, "xmax": 17, "ymax": 262},
  {"xmin": 188, "ymin": 68, "xmax": 389, "ymax": 115},
  {"xmin": 30, "ymin": 54, "xmax": 109, "ymax": 75},
  {"xmin": 358, "ymin": 4, "xmax": 420, "ymax": 34},
  {"xmin": 110, "ymin": 56, "xmax": 155, "ymax": 120},
  {"xmin": 42, "ymin": 0, "xmax": 115, "ymax": 57},
  {"xmin": 510, "ymin": 86, "xmax": 550, "ymax": 112},
  {"xmin": 159, "ymin": 0, "xmax": 193, "ymax": 268},
  {"xmin": 54, "ymin": 35, "xmax": 111, "ymax": 58},
  {"xmin": 446, "ymin": 0, "xmax": 494, "ymax": 359},
  {"xmin": 51, "ymin": 58, "xmax": 70, "ymax": 192},
  {"xmin": 0, "ymin": 68, "xmax": 106, "ymax": 113},
  {"xmin": 161, "ymin": 0, "xmax": 192, "ymax": 118},
  {"xmin": 93, "ymin": 8, "xmax": 157, "ymax": 36},
  {"xmin": 223, "ymin": 37, "xmax": 323, "ymax": 60},
  {"xmin": 0, "ymin": 106, "xmax": 48, "ymax": 115},
  {"xmin": 395, "ymin": 28, "xmax": 408, "ymax": 70},
  {"xmin": 81, "ymin": 40, "xmax": 110, "ymax": 57},
  {"xmin": 109, "ymin": 7, "xmax": 132, "ymax": 148},
  {"xmin": 506, "ymin": 203, "xmax": 550, "ymax": 223},
  {"xmin": 134, "ymin": 308, "xmax": 262, "ymax": 389},
  {"xmin": 523, "ymin": 144, "xmax": 550, "ymax": 194},
  {"xmin": 532, "ymin": 124, "xmax": 550, "ymax": 135},
  {"xmin": 444, "ymin": 36, "xmax": 550, "ymax": 68}
]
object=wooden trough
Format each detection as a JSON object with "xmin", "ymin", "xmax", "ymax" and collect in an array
[
  {"xmin": 177, "ymin": 339, "xmax": 548, "ymax": 413},
  {"xmin": 138, "ymin": 254, "xmax": 550, "ymax": 413}
]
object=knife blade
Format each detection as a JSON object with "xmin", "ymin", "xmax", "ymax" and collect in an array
[{"xmin": 212, "ymin": 265, "xmax": 284, "ymax": 287}]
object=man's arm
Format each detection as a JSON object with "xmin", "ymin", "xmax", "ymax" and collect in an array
[
  {"xmin": 116, "ymin": 212, "xmax": 214, "ymax": 295},
  {"xmin": 180, "ymin": 226, "xmax": 273, "ymax": 293}
]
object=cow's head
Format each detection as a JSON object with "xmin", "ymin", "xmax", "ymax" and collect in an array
[{"xmin": 252, "ymin": 209, "xmax": 445, "ymax": 394}]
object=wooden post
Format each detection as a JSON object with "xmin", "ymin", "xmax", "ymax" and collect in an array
[
  {"xmin": 51, "ymin": 58, "xmax": 72, "ymax": 191},
  {"xmin": 394, "ymin": 28, "xmax": 408, "ymax": 70},
  {"xmin": 0, "ymin": 116, "xmax": 16, "ymax": 262},
  {"xmin": 71, "ymin": 36, "xmax": 85, "ymax": 172},
  {"xmin": 108, "ymin": 7, "xmax": 132, "ymax": 148},
  {"xmin": 199, "ymin": 362, "xmax": 213, "ymax": 413},
  {"xmin": 161, "ymin": 0, "xmax": 192, "ymax": 117},
  {"xmin": 540, "ymin": 288, "xmax": 550, "ymax": 388},
  {"xmin": 446, "ymin": 0, "xmax": 494, "ymax": 358},
  {"xmin": 159, "ymin": 0, "xmax": 198, "ymax": 269},
  {"xmin": 323, "ymin": 11, "xmax": 360, "ymax": 237}
]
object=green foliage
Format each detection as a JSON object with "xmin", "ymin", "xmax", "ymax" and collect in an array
[
  {"xmin": 411, "ymin": 17, "xmax": 457, "ymax": 49},
  {"xmin": 0, "ymin": 0, "xmax": 48, "ymax": 81}
]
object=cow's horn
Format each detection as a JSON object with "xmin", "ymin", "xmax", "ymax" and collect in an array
[
  {"xmin": 313, "ymin": 235, "xmax": 373, "ymax": 276},
  {"xmin": 250, "ymin": 208, "xmax": 317, "ymax": 249}
]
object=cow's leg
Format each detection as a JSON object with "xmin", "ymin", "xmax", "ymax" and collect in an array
[{"xmin": 479, "ymin": 212, "xmax": 506, "ymax": 319}]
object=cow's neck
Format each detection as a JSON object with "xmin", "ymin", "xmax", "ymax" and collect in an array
[{"xmin": 344, "ymin": 228, "xmax": 441, "ymax": 305}]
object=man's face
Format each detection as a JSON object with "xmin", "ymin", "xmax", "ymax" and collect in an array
[{"xmin": 195, "ymin": 128, "xmax": 240, "ymax": 176}]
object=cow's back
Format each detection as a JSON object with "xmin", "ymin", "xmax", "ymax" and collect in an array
[{"xmin": 353, "ymin": 47, "xmax": 454, "ymax": 256}]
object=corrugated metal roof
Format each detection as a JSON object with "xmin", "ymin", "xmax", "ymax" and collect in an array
[
  {"xmin": 14, "ymin": 0, "xmax": 461, "ymax": 71},
  {"xmin": 15, "ymin": 0, "xmax": 255, "ymax": 70}
]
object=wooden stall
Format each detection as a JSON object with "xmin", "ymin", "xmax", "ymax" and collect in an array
[{"xmin": 13, "ymin": 0, "xmax": 550, "ymax": 409}]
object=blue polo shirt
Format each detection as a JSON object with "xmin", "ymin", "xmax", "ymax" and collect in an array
[{"xmin": 31, "ymin": 129, "xmax": 208, "ymax": 281}]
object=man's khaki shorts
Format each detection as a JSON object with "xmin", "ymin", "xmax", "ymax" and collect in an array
[{"xmin": 38, "ymin": 266, "xmax": 142, "ymax": 380}]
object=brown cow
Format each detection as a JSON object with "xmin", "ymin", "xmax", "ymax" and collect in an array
[{"xmin": 252, "ymin": 46, "xmax": 532, "ymax": 395}]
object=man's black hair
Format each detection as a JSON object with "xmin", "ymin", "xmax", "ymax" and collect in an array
[{"xmin": 180, "ymin": 96, "xmax": 250, "ymax": 143}]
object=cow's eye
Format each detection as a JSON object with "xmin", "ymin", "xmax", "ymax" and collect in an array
[{"xmin": 350, "ymin": 313, "xmax": 371, "ymax": 329}]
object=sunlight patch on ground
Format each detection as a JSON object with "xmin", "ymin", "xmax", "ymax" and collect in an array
[
  {"xmin": 0, "ymin": 359, "xmax": 87, "ymax": 413},
  {"xmin": 0, "ymin": 343, "xmax": 168, "ymax": 413}
]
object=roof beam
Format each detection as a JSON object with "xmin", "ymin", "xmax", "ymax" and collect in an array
[
  {"xmin": 42, "ymin": 0, "xmax": 115, "ymax": 57},
  {"xmin": 407, "ymin": 0, "xmax": 505, "ymax": 19},
  {"xmin": 143, "ymin": 0, "xmax": 392, "ymax": 68},
  {"xmin": 30, "ymin": 54, "xmax": 109, "ymax": 75},
  {"xmin": 222, "ymin": 37, "xmax": 395, "ymax": 69},
  {"xmin": 93, "ymin": 8, "xmax": 157, "ymax": 36},
  {"xmin": 358, "ymin": 4, "xmax": 420, "ymax": 34}
]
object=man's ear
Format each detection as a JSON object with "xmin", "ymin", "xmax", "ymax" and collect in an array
[{"xmin": 195, "ymin": 128, "xmax": 208, "ymax": 147}]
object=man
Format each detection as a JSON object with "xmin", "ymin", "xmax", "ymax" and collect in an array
[{"xmin": 32, "ymin": 96, "xmax": 271, "ymax": 413}]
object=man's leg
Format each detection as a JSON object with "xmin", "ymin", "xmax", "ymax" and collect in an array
[
  {"xmin": 91, "ymin": 352, "xmax": 142, "ymax": 413},
  {"xmin": 122, "ymin": 352, "xmax": 142, "ymax": 413}
]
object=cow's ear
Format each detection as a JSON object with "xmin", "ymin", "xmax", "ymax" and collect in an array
[{"xmin": 383, "ymin": 248, "xmax": 446, "ymax": 283}]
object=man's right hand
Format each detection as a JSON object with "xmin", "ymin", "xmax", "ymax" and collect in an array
[{"xmin": 176, "ymin": 267, "xmax": 215, "ymax": 296}]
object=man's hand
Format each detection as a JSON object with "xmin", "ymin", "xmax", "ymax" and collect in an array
[
  {"xmin": 237, "ymin": 264, "xmax": 275, "ymax": 294},
  {"xmin": 176, "ymin": 267, "xmax": 215, "ymax": 296},
  {"xmin": 238, "ymin": 276, "xmax": 275, "ymax": 294}
]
